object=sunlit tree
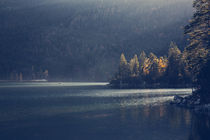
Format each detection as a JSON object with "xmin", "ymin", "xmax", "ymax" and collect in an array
[
  {"xmin": 147, "ymin": 53, "xmax": 159, "ymax": 82},
  {"xmin": 157, "ymin": 57, "xmax": 168, "ymax": 76}
]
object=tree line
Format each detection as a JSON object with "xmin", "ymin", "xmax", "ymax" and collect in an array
[{"xmin": 110, "ymin": 42, "xmax": 192, "ymax": 88}]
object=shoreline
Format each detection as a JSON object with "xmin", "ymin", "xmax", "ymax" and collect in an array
[
  {"xmin": 171, "ymin": 94, "xmax": 210, "ymax": 116},
  {"xmin": 108, "ymin": 83, "xmax": 192, "ymax": 89}
]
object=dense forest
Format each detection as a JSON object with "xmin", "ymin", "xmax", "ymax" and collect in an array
[
  {"xmin": 111, "ymin": 0, "xmax": 209, "ymax": 104},
  {"xmin": 0, "ymin": 0, "xmax": 193, "ymax": 81},
  {"xmin": 110, "ymin": 42, "xmax": 192, "ymax": 88}
]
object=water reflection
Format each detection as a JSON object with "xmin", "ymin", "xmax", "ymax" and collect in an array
[{"xmin": 188, "ymin": 114, "xmax": 210, "ymax": 140}]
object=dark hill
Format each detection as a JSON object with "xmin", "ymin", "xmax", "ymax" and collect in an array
[{"xmin": 0, "ymin": 0, "xmax": 193, "ymax": 81}]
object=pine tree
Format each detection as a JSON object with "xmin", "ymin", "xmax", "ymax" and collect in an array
[
  {"xmin": 133, "ymin": 54, "xmax": 140, "ymax": 76},
  {"xmin": 143, "ymin": 53, "xmax": 157, "ymax": 76},
  {"xmin": 148, "ymin": 53, "xmax": 159, "ymax": 82},
  {"xmin": 184, "ymin": 0, "xmax": 209, "ymax": 77},
  {"xmin": 129, "ymin": 58, "xmax": 135, "ymax": 76},
  {"xmin": 184, "ymin": 0, "xmax": 210, "ymax": 101},
  {"xmin": 157, "ymin": 57, "xmax": 168, "ymax": 75},
  {"xmin": 118, "ymin": 53, "xmax": 129, "ymax": 79},
  {"xmin": 166, "ymin": 42, "xmax": 182, "ymax": 85},
  {"xmin": 139, "ymin": 51, "xmax": 147, "ymax": 74}
]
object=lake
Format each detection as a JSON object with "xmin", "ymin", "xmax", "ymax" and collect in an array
[{"xmin": 0, "ymin": 82, "xmax": 209, "ymax": 140}]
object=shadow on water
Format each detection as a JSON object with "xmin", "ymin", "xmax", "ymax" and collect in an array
[{"xmin": 0, "ymin": 82, "xmax": 209, "ymax": 140}]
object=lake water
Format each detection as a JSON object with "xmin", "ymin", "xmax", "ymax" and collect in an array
[{"xmin": 0, "ymin": 82, "xmax": 209, "ymax": 140}]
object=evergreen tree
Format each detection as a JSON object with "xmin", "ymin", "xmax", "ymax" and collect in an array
[
  {"xmin": 184, "ymin": 0, "xmax": 209, "ymax": 77},
  {"xmin": 184, "ymin": 0, "xmax": 210, "ymax": 101},
  {"xmin": 143, "ymin": 53, "xmax": 157, "ymax": 75},
  {"xmin": 129, "ymin": 58, "xmax": 135, "ymax": 76},
  {"xmin": 139, "ymin": 51, "xmax": 147, "ymax": 74},
  {"xmin": 148, "ymin": 53, "xmax": 159, "ymax": 82},
  {"xmin": 157, "ymin": 57, "xmax": 168, "ymax": 76},
  {"xmin": 166, "ymin": 42, "xmax": 182, "ymax": 85},
  {"xmin": 133, "ymin": 54, "xmax": 140, "ymax": 76},
  {"xmin": 118, "ymin": 53, "xmax": 129, "ymax": 79}
]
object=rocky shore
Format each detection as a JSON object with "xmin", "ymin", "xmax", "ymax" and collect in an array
[{"xmin": 171, "ymin": 95, "xmax": 210, "ymax": 116}]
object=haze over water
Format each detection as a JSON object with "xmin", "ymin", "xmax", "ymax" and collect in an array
[{"xmin": 0, "ymin": 82, "xmax": 209, "ymax": 140}]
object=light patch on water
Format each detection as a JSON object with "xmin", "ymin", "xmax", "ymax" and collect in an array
[
  {"xmin": 64, "ymin": 89, "xmax": 192, "ymax": 98},
  {"xmin": 27, "ymin": 96, "xmax": 174, "ymax": 118},
  {"xmin": 0, "ymin": 82, "xmax": 108, "ymax": 88},
  {"xmin": 0, "ymin": 95, "xmax": 174, "ymax": 122}
]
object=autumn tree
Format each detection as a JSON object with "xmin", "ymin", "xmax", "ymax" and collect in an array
[
  {"xmin": 143, "ymin": 53, "xmax": 159, "ymax": 83},
  {"xmin": 157, "ymin": 56, "xmax": 168, "ymax": 76}
]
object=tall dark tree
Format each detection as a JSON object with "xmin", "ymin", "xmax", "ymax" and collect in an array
[
  {"xmin": 166, "ymin": 42, "xmax": 183, "ymax": 85},
  {"xmin": 184, "ymin": 0, "xmax": 210, "ymax": 101},
  {"xmin": 184, "ymin": 0, "xmax": 210, "ymax": 77}
]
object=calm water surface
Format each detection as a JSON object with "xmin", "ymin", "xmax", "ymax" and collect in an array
[{"xmin": 0, "ymin": 82, "xmax": 209, "ymax": 140}]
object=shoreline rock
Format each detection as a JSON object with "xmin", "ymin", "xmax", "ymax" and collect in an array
[{"xmin": 171, "ymin": 95, "xmax": 210, "ymax": 116}]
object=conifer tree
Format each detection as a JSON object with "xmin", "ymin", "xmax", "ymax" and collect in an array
[
  {"xmin": 184, "ymin": 0, "xmax": 210, "ymax": 100},
  {"xmin": 139, "ymin": 51, "xmax": 147, "ymax": 74},
  {"xmin": 118, "ymin": 53, "xmax": 129, "ymax": 79},
  {"xmin": 184, "ymin": 0, "xmax": 209, "ymax": 78},
  {"xmin": 147, "ymin": 53, "xmax": 159, "ymax": 82},
  {"xmin": 133, "ymin": 54, "xmax": 140, "ymax": 76},
  {"xmin": 129, "ymin": 58, "xmax": 135, "ymax": 76},
  {"xmin": 166, "ymin": 42, "xmax": 182, "ymax": 84},
  {"xmin": 158, "ymin": 57, "xmax": 168, "ymax": 75}
]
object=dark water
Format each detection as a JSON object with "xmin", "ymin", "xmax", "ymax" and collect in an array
[{"xmin": 0, "ymin": 82, "xmax": 209, "ymax": 140}]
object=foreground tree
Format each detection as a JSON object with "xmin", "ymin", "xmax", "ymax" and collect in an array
[{"xmin": 184, "ymin": 0, "xmax": 210, "ymax": 102}]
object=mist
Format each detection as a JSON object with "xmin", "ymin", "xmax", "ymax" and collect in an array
[{"xmin": 0, "ymin": 0, "xmax": 193, "ymax": 81}]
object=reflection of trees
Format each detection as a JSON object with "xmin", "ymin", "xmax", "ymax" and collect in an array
[
  {"xmin": 159, "ymin": 105, "xmax": 165, "ymax": 118},
  {"xmin": 143, "ymin": 105, "xmax": 150, "ymax": 118},
  {"xmin": 118, "ymin": 102, "xmax": 210, "ymax": 140},
  {"xmin": 120, "ymin": 105, "xmax": 126, "ymax": 122},
  {"xmin": 188, "ymin": 114, "xmax": 210, "ymax": 140},
  {"xmin": 119, "ymin": 97, "xmax": 127, "ymax": 122}
]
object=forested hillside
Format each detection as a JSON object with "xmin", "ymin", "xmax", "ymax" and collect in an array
[{"xmin": 0, "ymin": 0, "xmax": 193, "ymax": 81}]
